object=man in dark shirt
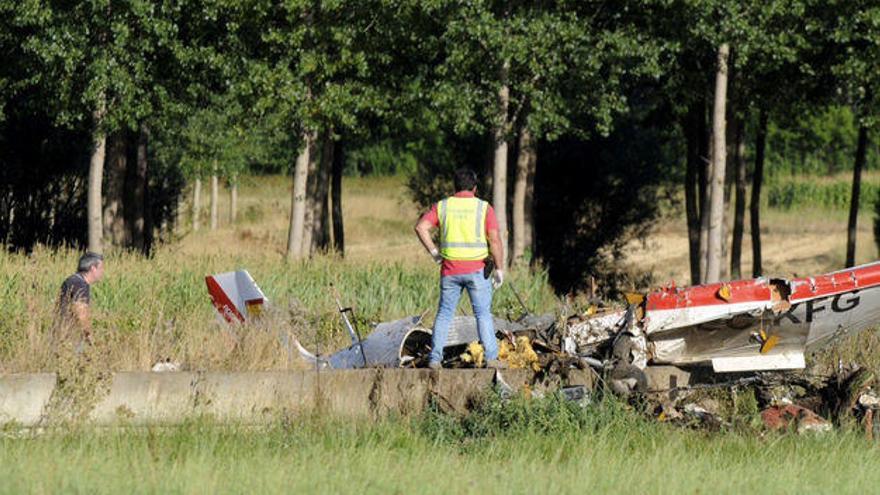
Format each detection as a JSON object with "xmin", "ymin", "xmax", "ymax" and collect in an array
[{"xmin": 58, "ymin": 252, "xmax": 105, "ymax": 337}]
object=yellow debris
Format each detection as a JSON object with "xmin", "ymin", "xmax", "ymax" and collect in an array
[
  {"xmin": 760, "ymin": 334, "xmax": 780, "ymax": 354},
  {"xmin": 245, "ymin": 300, "xmax": 263, "ymax": 317},
  {"xmin": 624, "ymin": 293, "xmax": 645, "ymax": 305},
  {"xmin": 717, "ymin": 284, "xmax": 732, "ymax": 302},
  {"xmin": 498, "ymin": 336, "xmax": 540, "ymax": 371},
  {"xmin": 460, "ymin": 341, "xmax": 485, "ymax": 367}
]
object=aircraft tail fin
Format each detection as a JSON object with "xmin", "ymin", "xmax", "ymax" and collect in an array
[{"xmin": 205, "ymin": 270, "xmax": 268, "ymax": 323}]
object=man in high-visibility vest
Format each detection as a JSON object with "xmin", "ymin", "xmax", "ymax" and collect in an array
[{"xmin": 414, "ymin": 169, "xmax": 505, "ymax": 369}]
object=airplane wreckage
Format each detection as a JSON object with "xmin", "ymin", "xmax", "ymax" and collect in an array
[{"xmin": 205, "ymin": 262, "xmax": 880, "ymax": 402}]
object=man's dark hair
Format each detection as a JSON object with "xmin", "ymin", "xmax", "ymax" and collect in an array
[
  {"xmin": 454, "ymin": 169, "xmax": 478, "ymax": 191},
  {"xmin": 77, "ymin": 252, "xmax": 104, "ymax": 273}
]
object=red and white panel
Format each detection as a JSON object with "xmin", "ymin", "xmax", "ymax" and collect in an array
[{"xmin": 205, "ymin": 270, "xmax": 268, "ymax": 323}]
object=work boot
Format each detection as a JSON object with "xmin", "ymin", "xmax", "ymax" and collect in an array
[
  {"xmin": 428, "ymin": 361, "xmax": 442, "ymax": 370},
  {"xmin": 486, "ymin": 359, "xmax": 508, "ymax": 369}
]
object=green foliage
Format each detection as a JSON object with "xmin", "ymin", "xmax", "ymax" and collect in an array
[
  {"xmin": 654, "ymin": 0, "xmax": 815, "ymax": 121},
  {"xmin": 432, "ymin": 1, "xmax": 667, "ymax": 140},
  {"xmin": 827, "ymin": 0, "xmax": 880, "ymax": 127},
  {"xmin": 766, "ymin": 175, "xmax": 880, "ymax": 211},
  {"xmin": 765, "ymin": 106, "xmax": 877, "ymax": 175},
  {"xmin": 15, "ymin": 0, "xmax": 188, "ymax": 133},
  {"xmin": 167, "ymin": 93, "xmax": 290, "ymax": 181},
  {"xmin": 345, "ymin": 139, "xmax": 419, "ymax": 177},
  {"xmin": 417, "ymin": 392, "xmax": 646, "ymax": 443},
  {"xmin": 233, "ymin": 0, "xmax": 413, "ymax": 144},
  {"xmin": 4, "ymin": 0, "xmax": 880, "ymax": 277}
]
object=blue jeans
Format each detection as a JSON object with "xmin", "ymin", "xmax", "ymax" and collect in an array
[{"xmin": 430, "ymin": 270, "xmax": 497, "ymax": 364}]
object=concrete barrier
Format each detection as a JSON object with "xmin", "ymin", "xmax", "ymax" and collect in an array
[
  {"xmin": 0, "ymin": 373, "xmax": 56, "ymax": 426},
  {"xmin": 0, "ymin": 368, "xmax": 596, "ymax": 426},
  {"xmin": 90, "ymin": 372, "xmax": 198, "ymax": 424}
]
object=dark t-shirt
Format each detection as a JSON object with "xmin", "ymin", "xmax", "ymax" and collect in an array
[{"xmin": 59, "ymin": 273, "xmax": 90, "ymax": 315}]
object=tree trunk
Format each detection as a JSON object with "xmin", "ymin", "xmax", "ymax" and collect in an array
[
  {"xmin": 142, "ymin": 125, "xmax": 153, "ymax": 254},
  {"xmin": 684, "ymin": 101, "xmax": 705, "ymax": 285},
  {"xmin": 229, "ymin": 181, "xmax": 238, "ymax": 224},
  {"xmin": 192, "ymin": 177, "xmax": 202, "ymax": 231},
  {"xmin": 699, "ymin": 144, "xmax": 711, "ymax": 282},
  {"xmin": 331, "ymin": 138, "xmax": 345, "ymax": 255},
  {"xmin": 705, "ymin": 43, "xmax": 729, "ymax": 284},
  {"xmin": 524, "ymin": 142, "xmax": 536, "ymax": 256},
  {"xmin": 846, "ymin": 124, "xmax": 869, "ymax": 267},
  {"xmin": 127, "ymin": 125, "xmax": 148, "ymax": 250},
  {"xmin": 720, "ymin": 50, "xmax": 737, "ymax": 281},
  {"xmin": 287, "ymin": 131, "xmax": 312, "ymax": 260},
  {"xmin": 751, "ymin": 110, "xmax": 767, "ymax": 277},
  {"xmin": 721, "ymin": 165, "xmax": 732, "ymax": 280},
  {"xmin": 730, "ymin": 117, "xmax": 747, "ymax": 279},
  {"xmin": 512, "ymin": 126, "xmax": 533, "ymax": 266},
  {"xmin": 87, "ymin": 105, "xmax": 106, "ymax": 253},
  {"xmin": 210, "ymin": 167, "xmax": 219, "ymax": 231},
  {"xmin": 313, "ymin": 132, "xmax": 333, "ymax": 251},
  {"xmin": 103, "ymin": 132, "xmax": 127, "ymax": 246},
  {"xmin": 698, "ymin": 103, "xmax": 711, "ymax": 282},
  {"xmin": 493, "ymin": 61, "xmax": 510, "ymax": 266},
  {"xmin": 301, "ymin": 137, "xmax": 319, "ymax": 255}
]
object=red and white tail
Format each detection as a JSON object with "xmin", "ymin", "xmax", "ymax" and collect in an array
[{"xmin": 205, "ymin": 270, "xmax": 268, "ymax": 323}]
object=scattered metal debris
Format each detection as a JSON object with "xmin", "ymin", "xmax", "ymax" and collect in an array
[
  {"xmin": 761, "ymin": 405, "xmax": 831, "ymax": 434},
  {"xmin": 206, "ymin": 263, "xmax": 880, "ymax": 433}
]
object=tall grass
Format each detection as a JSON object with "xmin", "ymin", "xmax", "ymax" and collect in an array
[
  {"xmin": 2, "ymin": 395, "xmax": 880, "ymax": 493},
  {"xmin": 0, "ymin": 246, "xmax": 557, "ymax": 372}
]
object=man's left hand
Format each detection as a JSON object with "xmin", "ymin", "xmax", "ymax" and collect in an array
[
  {"xmin": 492, "ymin": 270, "xmax": 504, "ymax": 289},
  {"xmin": 430, "ymin": 248, "xmax": 443, "ymax": 265}
]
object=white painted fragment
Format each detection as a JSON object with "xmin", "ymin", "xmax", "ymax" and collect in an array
[{"xmin": 711, "ymin": 352, "xmax": 805, "ymax": 373}]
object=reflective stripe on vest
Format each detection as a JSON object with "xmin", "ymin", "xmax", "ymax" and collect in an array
[{"xmin": 439, "ymin": 196, "xmax": 489, "ymax": 260}]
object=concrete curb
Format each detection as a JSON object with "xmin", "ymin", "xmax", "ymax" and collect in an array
[
  {"xmin": 0, "ymin": 373, "xmax": 57, "ymax": 427},
  {"xmin": 0, "ymin": 369, "xmax": 595, "ymax": 426}
]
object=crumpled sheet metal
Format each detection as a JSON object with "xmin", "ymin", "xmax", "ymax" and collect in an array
[
  {"xmin": 643, "ymin": 280, "xmax": 781, "ymax": 334},
  {"xmin": 325, "ymin": 316, "xmax": 430, "ymax": 368},
  {"xmin": 312, "ymin": 314, "xmax": 557, "ymax": 369},
  {"xmin": 565, "ymin": 262, "xmax": 880, "ymax": 369},
  {"xmin": 447, "ymin": 314, "xmax": 556, "ymax": 347},
  {"xmin": 563, "ymin": 311, "xmax": 626, "ymax": 355},
  {"xmin": 649, "ymin": 282, "xmax": 880, "ymax": 365}
]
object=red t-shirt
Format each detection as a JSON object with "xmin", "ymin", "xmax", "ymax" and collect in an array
[{"xmin": 420, "ymin": 191, "xmax": 498, "ymax": 276}]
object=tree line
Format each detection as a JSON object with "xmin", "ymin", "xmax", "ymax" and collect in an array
[{"xmin": 0, "ymin": 1, "xmax": 877, "ymax": 292}]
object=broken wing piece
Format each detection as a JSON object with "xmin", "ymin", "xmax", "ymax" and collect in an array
[
  {"xmin": 206, "ymin": 270, "xmax": 268, "ymax": 323},
  {"xmin": 563, "ymin": 261, "xmax": 880, "ymax": 374},
  {"xmin": 645, "ymin": 262, "xmax": 880, "ymax": 370}
]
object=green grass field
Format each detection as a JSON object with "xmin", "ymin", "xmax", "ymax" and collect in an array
[
  {"xmin": 5, "ymin": 174, "xmax": 880, "ymax": 494},
  {"xmin": 4, "ymin": 397, "xmax": 880, "ymax": 494}
]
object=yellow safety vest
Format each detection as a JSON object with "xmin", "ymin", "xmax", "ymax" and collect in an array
[{"xmin": 439, "ymin": 196, "xmax": 489, "ymax": 260}]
